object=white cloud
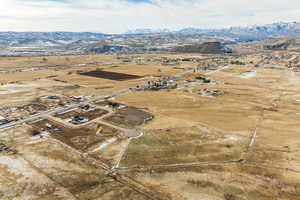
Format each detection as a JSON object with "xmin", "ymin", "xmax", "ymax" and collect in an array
[{"xmin": 0, "ymin": 0, "xmax": 299, "ymax": 33}]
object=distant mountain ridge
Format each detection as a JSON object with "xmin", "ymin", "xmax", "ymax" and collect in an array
[
  {"xmin": 0, "ymin": 32, "xmax": 107, "ymax": 47},
  {"xmin": 125, "ymin": 28, "xmax": 171, "ymax": 34},
  {"xmin": 127, "ymin": 22, "xmax": 300, "ymax": 39},
  {"xmin": 0, "ymin": 22, "xmax": 299, "ymax": 55}
]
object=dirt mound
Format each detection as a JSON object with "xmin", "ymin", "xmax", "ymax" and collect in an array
[{"xmin": 171, "ymin": 42, "xmax": 232, "ymax": 54}]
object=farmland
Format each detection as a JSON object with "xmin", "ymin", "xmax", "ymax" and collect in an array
[{"xmin": 0, "ymin": 51, "xmax": 300, "ymax": 200}]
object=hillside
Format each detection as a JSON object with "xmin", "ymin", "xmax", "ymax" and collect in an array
[
  {"xmin": 0, "ymin": 32, "xmax": 107, "ymax": 47},
  {"xmin": 263, "ymin": 36, "xmax": 300, "ymax": 51},
  {"xmin": 0, "ymin": 22, "xmax": 299, "ymax": 49},
  {"xmin": 171, "ymin": 42, "xmax": 232, "ymax": 54}
]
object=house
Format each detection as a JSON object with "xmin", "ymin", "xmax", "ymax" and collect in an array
[
  {"xmin": 72, "ymin": 115, "xmax": 88, "ymax": 124},
  {"xmin": 81, "ymin": 104, "xmax": 95, "ymax": 112}
]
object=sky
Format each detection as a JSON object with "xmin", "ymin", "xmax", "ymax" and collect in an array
[{"xmin": 0, "ymin": 0, "xmax": 299, "ymax": 33}]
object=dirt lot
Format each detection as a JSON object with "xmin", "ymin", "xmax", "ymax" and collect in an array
[
  {"xmin": 19, "ymin": 102, "xmax": 48, "ymax": 114},
  {"xmin": 105, "ymin": 107, "xmax": 153, "ymax": 128},
  {"xmin": 54, "ymin": 110, "xmax": 79, "ymax": 120},
  {"xmin": 80, "ymin": 108, "xmax": 109, "ymax": 120},
  {"xmin": 80, "ymin": 70, "xmax": 143, "ymax": 81},
  {"xmin": 55, "ymin": 108, "xmax": 109, "ymax": 121},
  {"xmin": 31, "ymin": 119, "xmax": 120, "ymax": 152}
]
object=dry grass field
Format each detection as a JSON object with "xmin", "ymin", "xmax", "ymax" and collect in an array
[
  {"xmin": 114, "ymin": 61, "xmax": 300, "ymax": 199},
  {"xmin": 1, "ymin": 53, "xmax": 300, "ymax": 200}
]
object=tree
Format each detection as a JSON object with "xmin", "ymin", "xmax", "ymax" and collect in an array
[{"xmin": 42, "ymin": 57, "xmax": 48, "ymax": 63}]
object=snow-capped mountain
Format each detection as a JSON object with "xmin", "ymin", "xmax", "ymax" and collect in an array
[
  {"xmin": 127, "ymin": 22, "xmax": 300, "ymax": 40},
  {"xmin": 125, "ymin": 28, "xmax": 171, "ymax": 34},
  {"xmin": 0, "ymin": 32, "xmax": 107, "ymax": 47},
  {"xmin": 0, "ymin": 22, "xmax": 299, "ymax": 50}
]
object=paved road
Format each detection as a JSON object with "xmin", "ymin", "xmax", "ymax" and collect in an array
[
  {"xmin": 0, "ymin": 87, "xmax": 130, "ymax": 130},
  {"xmin": 0, "ymin": 103, "xmax": 85, "ymax": 131}
]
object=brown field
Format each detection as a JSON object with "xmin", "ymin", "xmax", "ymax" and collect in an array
[
  {"xmin": 105, "ymin": 107, "xmax": 153, "ymax": 128},
  {"xmin": 54, "ymin": 110, "xmax": 79, "ymax": 120},
  {"xmin": 31, "ymin": 119, "xmax": 120, "ymax": 152},
  {"xmin": 113, "ymin": 57, "xmax": 300, "ymax": 199},
  {"xmin": 79, "ymin": 70, "xmax": 143, "ymax": 81},
  {"xmin": 120, "ymin": 126, "xmax": 247, "ymax": 167},
  {"xmin": 0, "ymin": 127, "xmax": 149, "ymax": 200},
  {"xmin": 0, "ymin": 53, "xmax": 188, "ymax": 106},
  {"xmin": 1, "ymin": 52, "xmax": 300, "ymax": 200},
  {"xmin": 55, "ymin": 108, "xmax": 109, "ymax": 121}
]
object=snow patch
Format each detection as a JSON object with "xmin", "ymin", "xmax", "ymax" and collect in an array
[{"xmin": 241, "ymin": 71, "xmax": 257, "ymax": 79}]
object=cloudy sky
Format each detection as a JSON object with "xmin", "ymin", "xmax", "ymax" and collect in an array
[{"xmin": 1, "ymin": 0, "xmax": 299, "ymax": 33}]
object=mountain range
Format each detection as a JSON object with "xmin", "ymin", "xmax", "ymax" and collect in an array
[
  {"xmin": 127, "ymin": 22, "xmax": 300, "ymax": 40},
  {"xmin": 0, "ymin": 22, "xmax": 299, "ymax": 54}
]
